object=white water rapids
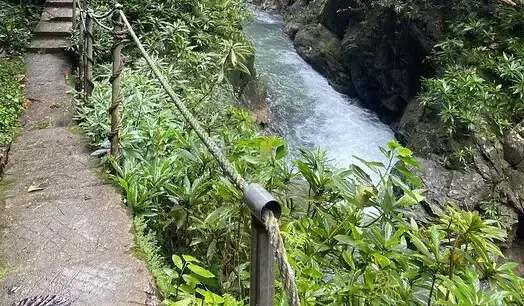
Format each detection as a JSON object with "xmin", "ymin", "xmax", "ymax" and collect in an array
[{"xmin": 245, "ymin": 11, "xmax": 394, "ymax": 167}]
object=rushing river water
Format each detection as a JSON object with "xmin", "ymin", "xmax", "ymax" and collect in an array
[{"xmin": 245, "ymin": 11, "xmax": 394, "ymax": 168}]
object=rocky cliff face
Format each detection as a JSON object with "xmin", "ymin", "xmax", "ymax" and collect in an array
[
  {"xmin": 258, "ymin": 0, "xmax": 443, "ymax": 123},
  {"xmin": 399, "ymin": 100, "xmax": 524, "ymax": 245}
]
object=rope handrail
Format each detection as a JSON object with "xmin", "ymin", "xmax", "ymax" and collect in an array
[
  {"xmin": 89, "ymin": 5, "xmax": 118, "ymax": 20},
  {"xmin": 77, "ymin": 3, "xmax": 300, "ymax": 305},
  {"xmin": 117, "ymin": 9, "xmax": 248, "ymax": 192},
  {"xmin": 89, "ymin": 11, "xmax": 112, "ymax": 32}
]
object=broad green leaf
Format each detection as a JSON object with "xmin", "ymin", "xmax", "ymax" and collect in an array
[
  {"xmin": 409, "ymin": 234, "xmax": 430, "ymax": 256},
  {"xmin": 373, "ymin": 253, "xmax": 391, "ymax": 268},
  {"xmin": 173, "ymin": 255, "xmax": 183, "ymax": 270},
  {"xmin": 334, "ymin": 235, "xmax": 354, "ymax": 245},
  {"xmin": 182, "ymin": 254, "xmax": 200, "ymax": 263},
  {"xmin": 170, "ymin": 298, "xmax": 193, "ymax": 306},
  {"xmin": 188, "ymin": 263, "xmax": 215, "ymax": 278}
]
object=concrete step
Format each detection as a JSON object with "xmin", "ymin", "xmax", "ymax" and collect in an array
[
  {"xmin": 45, "ymin": 0, "xmax": 74, "ymax": 8},
  {"xmin": 34, "ymin": 21, "xmax": 72, "ymax": 38},
  {"xmin": 28, "ymin": 37, "xmax": 71, "ymax": 53},
  {"xmin": 41, "ymin": 7, "xmax": 73, "ymax": 22}
]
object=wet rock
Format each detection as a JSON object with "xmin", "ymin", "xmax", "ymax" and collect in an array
[
  {"xmin": 504, "ymin": 121, "xmax": 524, "ymax": 170},
  {"xmin": 320, "ymin": 0, "xmax": 360, "ymax": 38},
  {"xmin": 293, "ymin": 24, "xmax": 354, "ymax": 95},
  {"xmin": 414, "ymin": 158, "xmax": 487, "ymax": 213},
  {"xmin": 283, "ymin": 21, "xmax": 301, "ymax": 40}
]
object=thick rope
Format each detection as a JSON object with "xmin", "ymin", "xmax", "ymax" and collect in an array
[
  {"xmin": 263, "ymin": 210, "xmax": 300, "ymax": 306},
  {"xmin": 118, "ymin": 9, "xmax": 248, "ymax": 192},
  {"xmin": 89, "ymin": 12, "xmax": 113, "ymax": 32},
  {"xmin": 86, "ymin": 7, "xmax": 301, "ymax": 305}
]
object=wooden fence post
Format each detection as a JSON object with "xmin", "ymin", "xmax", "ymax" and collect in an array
[
  {"xmin": 72, "ymin": 0, "xmax": 77, "ymax": 31},
  {"xmin": 78, "ymin": 1, "xmax": 84, "ymax": 92},
  {"xmin": 84, "ymin": 10, "xmax": 94, "ymax": 98},
  {"xmin": 109, "ymin": 7, "xmax": 124, "ymax": 158}
]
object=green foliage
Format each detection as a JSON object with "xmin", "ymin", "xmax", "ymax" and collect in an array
[
  {"xmin": 0, "ymin": 0, "xmax": 42, "ymax": 55},
  {"xmin": 420, "ymin": 3, "xmax": 524, "ymax": 138},
  {"xmin": 0, "ymin": 58, "xmax": 24, "ymax": 145},
  {"xmin": 163, "ymin": 254, "xmax": 244, "ymax": 306},
  {"xmin": 75, "ymin": 0, "xmax": 524, "ymax": 304},
  {"xmin": 278, "ymin": 143, "xmax": 523, "ymax": 305},
  {"xmin": 134, "ymin": 216, "xmax": 172, "ymax": 294}
]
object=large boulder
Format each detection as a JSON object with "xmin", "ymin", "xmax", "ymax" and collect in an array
[
  {"xmin": 320, "ymin": 0, "xmax": 362, "ymax": 38},
  {"xmin": 504, "ymin": 122, "xmax": 524, "ymax": 170},
  {"xmin": 399, "ymin": 100, "xmax": 524, "ymax": 246},
  {"xmin": 292, "ymin": 24, "xmax": 355, "ymax": 95}
]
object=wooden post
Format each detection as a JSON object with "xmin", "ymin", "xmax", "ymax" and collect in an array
[
  {"xmin": 72, "ymin": 0, "xmax": 77, "ymax": 31},
  {"xmin": 109, "ymin": 8, "xmax": 124, "ymax": 158},
  {"xmin": 78, "ymin": 3, "xmax": 84, "ymax": 92},
  {"xmin": 84, "ymin": 10, "xmax": 94, "ymax": 98}
]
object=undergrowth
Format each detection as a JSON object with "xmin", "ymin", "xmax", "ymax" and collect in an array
[
  {"xmin": 0, "ymin": 0, "xmax": 42, "ymax": 56},
  {"xmin": 0, "ymin": 1, "xmax": 42, "ymax": 146},
  {"xmin": 419, "ymin": 1, "xmax": 524, "ymax": 140},
  {"xmin": 0, "ymin": 58, "xmax": 24, "ymax": 145},
  {"xmin": 75, "ymin": 0, "xmax": 524, "ymax": 305}
]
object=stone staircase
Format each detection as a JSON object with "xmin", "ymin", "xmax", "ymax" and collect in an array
[
  {"xmin": 28, "ymin": 0, "xmax": 73, "ymax": 53},
  {"xmin": 0, "ymin": 1, "xmax": 152, "ymax": 304}
]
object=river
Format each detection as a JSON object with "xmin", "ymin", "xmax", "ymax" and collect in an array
[{"xmin": 245, "ymin": 10, "xmax": 394, "ymax": 168}]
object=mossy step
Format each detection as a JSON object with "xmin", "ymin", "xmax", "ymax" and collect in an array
[
  {"xmin": 41, "ymin": 7, "xmax": 73, "ymax": 22},
  {"xmin": 45, "ymin": 0, "xmax": 74, "ymax": 8},
  {"xmin": 28, "ymin": 37, "xmax": 71, "ymax": 53},
  {"xmin": 34, "ymin": 21, "xmax": 72, "ymax": 37}
]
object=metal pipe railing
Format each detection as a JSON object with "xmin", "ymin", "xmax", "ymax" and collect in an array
[{"xmin": 74, "ymin": 4, "xmax": 299, "ymax": 306}]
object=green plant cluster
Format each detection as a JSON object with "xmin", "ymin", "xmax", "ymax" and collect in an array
[
  {"xmin": 0, "ymin": 58, "xmax": 24, "ymax": 145},
  {"xmin": 0, "ymin": 0, "xmax": 42, "ymax": 55},
  {"xmin": 419, "ymin": 2, "xmax": 524, "ymax": 137},
  {"xmin": 75, "ymin": 0, "xmax": 524, "ymax": 305}
]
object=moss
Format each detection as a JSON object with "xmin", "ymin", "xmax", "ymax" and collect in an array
[
  {"xmin": 34, "ymin": 122, "xmax": 51, "ymax": 130},
  {"xmin": 89, "ymin": 166, "xmax": 111, "ymax": 182},
  {"xmin": 0, "ymin": 180, "xmax": 11, "ymax": 201},
  {"xmin": 0, "ymin": 257, "xmax": 9, "ymax": 280},
  {"xmin": 131, "ymin": 244, "xmax": 148, "ymax": 261},
  {"xmin": 68, "ymin": 124, "xmax": 85, "ymax": 136}
]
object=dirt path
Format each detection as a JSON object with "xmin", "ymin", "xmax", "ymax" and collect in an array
[{"xmin": 0, "ymin": 2, "xmax": 151, "ymax": 305}]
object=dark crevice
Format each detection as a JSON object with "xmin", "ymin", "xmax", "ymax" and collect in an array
[{"xmin": 516, "ymin": 212, "xmax": 524, "ymax": 241}]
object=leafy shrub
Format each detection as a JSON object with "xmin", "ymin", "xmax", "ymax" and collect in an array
[
  {"xmin": 75, "ymin": 0, "xmax": 524, "ymax": 304},
  {"xmin": 77, "ymin": 64, "xmax": 524, "ymax": 304},
  {"xmin": 0, "ymin": 58, "xmax": 24, "ymax": 145},
  {"xmin": 420, "ymin": 3, "xmax": 524, "ymax": 137},
  {"xmin": 0, "ymin": 0, "xmax": 42, "ymax": 55}
]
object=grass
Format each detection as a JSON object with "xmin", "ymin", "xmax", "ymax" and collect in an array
[{"xmin": 0, "ymin": 266, "xmax": 9, "ymax": 280}]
